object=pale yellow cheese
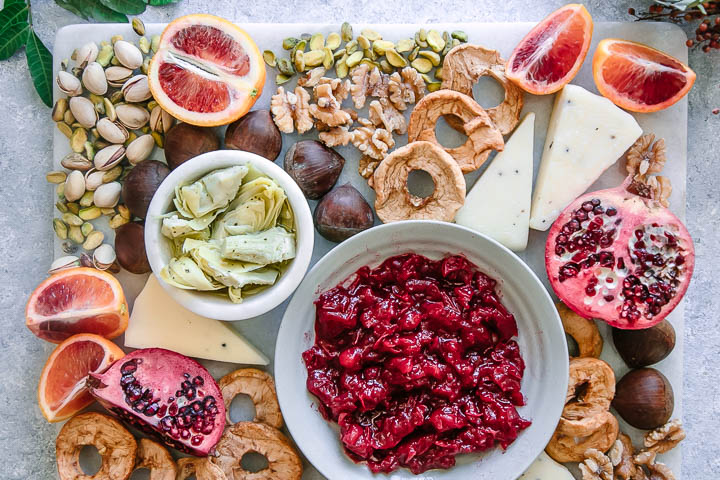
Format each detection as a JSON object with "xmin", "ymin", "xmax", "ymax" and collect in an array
[
  {"xmin": 125, "ymin": 275, "xmax": 268, "ymax": 365},
  {"xmin": 518, "ymin": 452, "xmax": 575, "ymax": 479}
]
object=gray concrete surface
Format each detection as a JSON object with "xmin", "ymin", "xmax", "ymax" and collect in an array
[{"xmin": 1, "ymin": 0, "xmax": 718, "ymax": 478}]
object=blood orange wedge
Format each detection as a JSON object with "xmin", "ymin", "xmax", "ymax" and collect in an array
[
  {"xmin": 38, "ymin": 333, "xmax": 124, "ymax": 422},
  {"xmin": 148, "ymin": 14, "xmax": 265, "ymax": 126},
  {"xmin": 506, "ymin": 4, "xmax": 593, "ymax": 94},
  {"xmin": 26, "ymin": 267, "xmax": 129, "ymax": 344},
  {"xmin": 593, "ymin": 38, "xmax": 696, "ymax": 113}
]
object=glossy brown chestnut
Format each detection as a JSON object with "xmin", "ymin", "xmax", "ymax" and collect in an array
[
  {"xmin": 612, "ymin": 320, "xmax": 676, "ymax": 368},
  {"xmin": 284, "ymin": 140, "xmax": 344, "ymax": 199},
  {"xmin": 224, "ymin": 110, "xmax": 282, "ymax": 161},
  {"xmin": 164, "ymin": 123, "xmax": 220, "ymax": 170},
  {"xmin": 314, "ymin": 183, "xmax": 374, "ymax": 242},
  {"xmin": 121, "ymin": 160, "xmax": 170, "ymax": 219},
  {"xmin": 612, "ymin": 368, "xmax": 674, "ymax": 430},
  {"xmin": 114, "ymin": 222, "xmax": 150, "ymax": 274}
]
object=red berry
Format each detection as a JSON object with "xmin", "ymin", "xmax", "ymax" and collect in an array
[
  {"xmin": 700, "ymin": 23, "xmax": 709, "ymax": 32},
  {"xmin": 628, "ymin": 7, "xmax": 636, "ymax": 15},
  {"xmin": 703, "ymin": 45, "xmax": 711, "ymax": 52},
  {"xmin": 687, "ymin": 39, "xmax": 694, "ymax": 47},
  {"xmin": 713, "ymin": 109, "xmax": 719, "ymax": 115}
]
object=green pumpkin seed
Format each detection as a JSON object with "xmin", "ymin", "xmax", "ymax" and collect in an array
[
  {"xmin": 57, "ymin": 122, "xmax": 73, "ymax": 138},
  {"xmin": 379, "ymin": 59, "xmax": 393, "ymax": 74},
  {"xmin": 345, "ymin": 40, "xmax": 358, "ymax": 54},
  {"xmin": 341, "ymin": 22, "xmax": 353, "ymax": 42},
  {"xmin": 294, "ymin": 50, "xmax": 306, "ymax": 72},
  {"xmin": 326, "ymin": 32, "xmax": 341, "ymax": 50},
  {"xmin": 427, "ymin": 82, "xmax": 442, "ymax": 92},
  {"xmin": 46, "ymin": 171, "xmax": 67, "ymax": 184},
  {"xmin": 411, "ymin": 58, "xmax": 433, "ymax": 73},
  {"xmin": 277, "ymin": 58, "xmax": 295, "ymax": 76},
  {"xmin": 451, "ymin": 30, "xmax": 468, "ymax": 42},
  {"xmin": 357, "ymin": 35, "xmax": 371, "ymax": 50},
  {"xmin": 408, "ymin": 46, "xmax": 420, "ymax": 61},
  {"xmin": 385, "ymin": 48, "xmax": 408, "ymax": 68},
  {"xmin": 53, "ymin": 219, "xmax": 68, "ymax": 240},
  {"xmin": 263, "ymin": 50, "xmax": 277, "ymax": 67},
  {"xmin": 419, "ymin": 50, "xmax": 441, "ymax": 66},
  {"xmin": 282, "ymin": 37, "xmax": 300, "ymax": 50},
  {"xmin": 323, "ymin": 47, "xmax": 334, "ymax": 69},
  {"xmin": 427, "ymin": 30, "xmax": 445, "ymax": 52},
  {"xmin": 275, "ymin": 74, "xmax": 291, "ymax": 85},
  {"xmin": 396, "ymin": 38, "xmax": 415, "ymax": 53},
  {"xmin": 361, "ymin": 29, "xmax": 381, "ymax": 41},
  {"xmin": 372, "ymin": 40, "xmax": 394, "ymax": 56},
  {"xmin": 346, "ymin": 51, "xmax": 364, "ymax": 68},
  {"xmin": 309, "ymin": 33, "xmax": 324, "ymax": 51}
]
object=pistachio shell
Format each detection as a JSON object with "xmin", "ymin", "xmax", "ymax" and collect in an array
[
  {"xmin": 69, "ymin": 97, "xmax": 98, "ymax": 129},
  {"xmin": 60, "ymin": 152, "xmax": 92, "ymax": 171},
  {"xmin": 93, "ymin": 244, "xmax": 116, "ymax": 270},
  {"xmin": 126, "ymin": 134, "xmax": 155, "ymax": 164},
  {"xmin": 84, "ymin": 170, "xmax": 106, "ymax": 191},
  {"xmin": 115, "ymin": 103, "xmax": 150, "ymax": 129},
  {"xmin": 93, "ymin": 182, "xmax": 122, "ymax": 208},
  {"xmin": 121, "ymin": 75, "xmax": 152, "ymax": 103},
  {"xmin": 57, "ymin": 71, "xmax": 82, "ymax": 96},
  {"xmin": 81, "ymin": 62, "xmax": 107, "ymax": 95},
  {"xmin": 114, "ymin": 40, "xmax": 143, "ymax": 69},
  {"xmin": 93, "ymin": 144, "xmax": 126, "ymax": 171},
  {"xmin": 149, "ymin": 105, "xmax": 174, "ymax": 133},
  {"xmin": 49, "ymin": 255, "xmax": 80, "ymax": 274},
  {"xmin": 105, "ymin": 66, "xmax": 133, "ymax": 87},
  {"xmin": 262, "ymin": 50, "xmax": 276, "ymax": 67},
  {"xmin": 75, "ymin": 42, "xmax": 98, "ymax": 68},
  {"xmin": 96, "ymin": 118, "xmax": 130, "ymax": 144}
]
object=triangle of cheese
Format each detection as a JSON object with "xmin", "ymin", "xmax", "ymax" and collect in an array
[
  {"xmin": 455, "ymin": 113, "xmax": 535, "ymax": 251},
  {"xmin": 529, "ymin": 85, "xmax": 642, "ymax": 231},
  {"xmin": 125, "ymin": 275, "xmax": 268, "ymax": 365}
]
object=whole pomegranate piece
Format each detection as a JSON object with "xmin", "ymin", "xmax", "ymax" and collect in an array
[
  {"xmin": 545, "ymin": 176, "xmax": 694, "ymax": 330},
  {"xmin": 87, "ymin": 348, "xmax": 225, "ymax": 456}
]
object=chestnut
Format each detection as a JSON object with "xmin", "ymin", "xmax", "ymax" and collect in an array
[
  {"xmin": 284, "ymin": 140, "xmax": 344, "ymax": 199},
  {"xmin": 121, "ymin": 160, "xmax": 170, "ymax": 219},
  {"xmin": 314, "ymin": 183, "xmax": 374, "ymax": 242},
  {"xmin": 612, "ymin": 368, "xmax": 674, "ymax": 430},
  {"xmin": 114, "ymin": 222, "xmax": 150, "ymax": 274},
  {"xmin": 224, "ymin": 110, "xmax": 282, "ymax": 161},
  {"xmin": 612, "ymin": 320, "xmax": 676, "ymax": 368},
  {"xmin": 164, "ymin": 123, "xmax": 220, "ymax": 170}
]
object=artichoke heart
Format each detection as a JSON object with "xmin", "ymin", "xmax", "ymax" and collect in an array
[
  {"xmin": 213, "ymin": 176, "xmax": 287, "ymax": 240},
  {"xmin": 221, "ymin": 227, "xmax": 296, "ymax": 264},
  {"xmin": 175, "ymin": 165, "xmax": 248, "ymax": 218},
  {"xmin": 161, "ymin": 211, "xmax": 220, "ymax": 238},
  {"xmin": 160, "ymin": 256, "xmax": 223, "ymax": 291}
]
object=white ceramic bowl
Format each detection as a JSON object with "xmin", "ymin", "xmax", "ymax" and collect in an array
[
  {"xmin": 145, "ymin": 150, "xmax": 314, "ymax": 321},
  {"xmin": 275, "ymin": 221, "xmax": 568, "ymax": 480}
]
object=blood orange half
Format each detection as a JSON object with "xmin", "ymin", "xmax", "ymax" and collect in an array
[
  {"xmin": 593, "ymin": 38, "xmax": 696, "ymax": 113},
  {"xmin": 148, "ymin": 14, "xmax": 265, "ymax": 126},
  {"xmin": 26, "ymin": 267, "xmax": 129, "ymax": 343},
  {"xmin": 38, "ymin": 333, "xmax": 124, "ymax": 422},
  {"xmin": 506, "ymin": 4, "xmax": 593, "ymax": 95}
]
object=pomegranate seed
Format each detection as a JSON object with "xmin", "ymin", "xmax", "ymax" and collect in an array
[
  {"xmin": 193, "ymin": 376, "xmax": 204, "ymax": 386},
  {"xmin": 168, "ymin": 403, "xmax": 178, "ymax": 416},
  {"xmin": 144, "ymin": 403, "xmax": 159, "ymax": 416},
  {"xmin": 606, "ymin": 207, "xmax": 617, "ymax": 216},
  {"xmin": 591, "ymin": 199, "xmax": 601, "ymax": 206},
  {"xmin": 604, "ymin": 295, "xmax": 614, "ymax": 302},
  {"xmin": 582, "ymin": 201, "xmax": 594, "ymax": 211},
  {"xmin": 157, "ymin": 405, "xmax": 168, "ymax": 418},
  {"xmin": 575, "ymin": 210, "xmax": 588, "ymax": 221},
  {"xmin": 121, "ymin": 375, "xmax": 134, "ymax": 387},
  {"xmin": 181, "ymin": 380, "xmax": 192, "ymax": 391},
  {"xmin": 635, "ymin": 230, "xmax": 644, "ymax": 240},
  {"xmin": 203, "ymin": 396, "xmax": 216, "ymax": 408},
  {"xmin": 185, "ymin": 387, "xmax": 196, "ymax": 400},
  {"xmin": 181, "ymin": 429, "xmax": 191, "ymax": 440},
  {"xmin": 121, "ymin": 361, "xmax": 137, "ymax": 375},
  {"xmin": 191, "ymin": 435, "xmax": 203, "ymax": 446}
]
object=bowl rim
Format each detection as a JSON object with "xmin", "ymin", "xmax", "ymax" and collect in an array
[
  {"xmin": 144, "ymin": 150, "xmax": 314, "ymax": 321},
  {"xmin": 274, "ymin": 220, "xmax": 568, "ymax": 479}
]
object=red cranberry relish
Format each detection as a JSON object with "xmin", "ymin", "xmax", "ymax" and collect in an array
[{"xmin": 302, "ymin": 254, "xmax": 531, "ymax": 474}]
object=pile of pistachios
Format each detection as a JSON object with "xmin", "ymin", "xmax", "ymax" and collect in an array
[
  {"xmin": 264, "ymin": 23, "xmax": 467, "ymax": 89},
  {"xmin": 49, "ymin": 18, "xmax": 174, "ymax": 271}
]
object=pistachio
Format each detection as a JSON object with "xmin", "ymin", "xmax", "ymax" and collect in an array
[
  {"xmin": 57, "ymin": 183, "xmax": 66, "ymax": 199},
  {"xmin": 52, "ymin": 98, "xmax": 68, "ymax": 122},
  {"xmin": 85, "ymin": 169, "xmax": 105, "ymax": 191},
  {"xmin": 94, "ymin": 144, "xmax": 126, "ymax": 171},
  {"xmin": 277, "ymin": 58, "xmax": 294, "ymax": 76},
  {"xmin": 79, "ymin": 206, "xmax": 101, "ymax": 221},
  {"xmin": 80, "ymin": 61, "xmax": 107, "ymax": 95},
  {"xmin": 396, "ymin": 38, "xmax": 415, "ymax": 53},
  {"xmin": 111, "ymin": 35, "xmax": 123, "ymax": 45},
  {"xmin": 309, "ymin": 33, "xmax": 324, "ymax": 51},
  {"xmin": 415, "ymin": 30, "xmax": 428, "ymax": 48},
  {"xmin": 121, "ymin": 75, "xmax": 152, "ymax": 103},
  {"xmin": 49, "ymin": 255, "xmax": 80, "ymax": 274},
  {"xmin": 69, "ymin": 97, "xmax": 98, "ymax": 129},
  {"xmin": 341, "ymin": 22, "xmax": 353, "ymax": 42},
  {"xmin": 451, "ymin": 30, "xmax": 468, "ymax": 42},
  {"xmin": 105, "ymin": 65, "xmax": 133, "ymax": 87},
  {"xmin": 357, "ymin": 35, "xmax": 371, "ymax": 50},
  {"xmin": 435, "ymin": 67, "xmax": 443, "ymax": 80},
  {"xmin": 93, "ymin": 244, "xmax": 116, "ymax": 270},
  {"xmin": 290, "ymin": 39, "xmax": 307, "ymax": 65},
  {"xmin": 66, "ymin": 202, "xmax": 79, "ymax": 215},
  {"xmin": 323, "ymin": 47, "xmax": 334, "ymax": 70},
  {"xmin": 409, "ymin": 46, "xmax": 420, "ymax": 61},
  {"xmin": 56, "ymin": 201, "xmax": 69, "ymax": 213},
  {"xmin": 94, "ymin": 181, "xmax": 122, "ymax": 208},
  {"xmin": 83, "ymin": 231, "xmax": 104, "ymax": 250},
  {"xmin": 110, "ymin": 90, "xmax": 124, "ymax": 104},
  {"xmin": 96, "ymin": 118, "xmax": 129, "ymax": 144},
  {"xmin": 336, "ymin": 58, "xmax": 349, "ymax": 78},
  {"xmin": 62, "ymin": 241, "xmax": 78, "ymax": 254},
  {"xmin": 96, "ymin": 44, "xmax": 114, "ymax": 67},
  {"xmin": 126, "ymin": 134, "xmax": 155, "ymax": 164},
  {"xmin": 301, "ymin": 33, "xmax": 312, "ymax": 41},
  {"xmin": 70, "ymin": 128, "xmax": 88, "ymax": 153},
  {"xmin": 411, "ymin": 57, "xmax": 433, "ymax": 73},
  {"xmin": 64, "ymin": 109, "xmax": 76, "ymax": 125},
  {"xmin": 53, "ymin": 219, "xmax": 68, "ymax": 240},
  {"xmin": 333, "ymin": 48, "xmax": 346, "ymax": 59},
  {"xmin": 57, "ymin": 122, "xmax": 73, "ymax": 138},
  {"xmin": 361, "ymin": 29, "xmax": 382, "ymax": 41},
  {"xmin": 114, "ymin": 40, "xmax": 143, "ymax": 69},
  {"xmin": 46, "ymin": 171, "xmax": 67, "ymax": 184},
  {"xmin": 346, "ymin": 51, "xmax": 363, "ymax": 68},
  {"xmin": 262, "ymin": 50, "xmax": 276, "ymax": 67},
  {"xmin": 420, "ymin": 73, "xmax": 434, "ymax": 84},
  {"xmin": 131, "ymin": 17, "xmax": 145, "ymax": 36},
  {"xmin": 373, "ymin": 40, "xmax": 394, "ymax": 56},
  {"xmin": 138, "ymin": 36, "xmax": 150, "ymax": 54},
  {"xmin": 109, "ymin": 214, "xmax": 130, "ymax": 229},
  {"xmin": 427, "ymin": 82, "xmax": 442, "ymax": 92},
  {"xmin": 75, "ymin": 42, "xmax": 98, "ymax": 68},
  {"xmin": 426, "ymin": 30, "xmax": 445, "ymax": 52},
  {"xmin": 360, "ymin": 59, "xmax": 379, "ymax": 69},
  {"xmin": 62, "ymin": 212, "xmax": 84, "ymax": 227},
  {"xmin": 293, "ymin": 50, "xmax": 305, "ymax": 72},
  {"xmin": 103, "ymin": 165, "xmax": 123, "ymax": 183},
  {"xmin": 345, "ymin": 39, "xmax": 358, "ymax": 55},
  {"xmin": 79, "ymin": 190, "xmax": 94, "ymax": 207},
  {"xmin": 115, "ymin": 103, "xmax": 150, "ymax": 129},
  {"xmin": 282, "ymin": 37, "xmax": 300, "ymax": 50},
  {"xmin": 100, "ymin": 207, "xmax": 116, "ymax": 215},
  {"xmin": 418, "ymin": 50, "xmax": 441, "ymax": 66},
  {"xmin": 326, "ymin": 32, "xmax": 341, "ymax": 50},
  {"xmin": 151, "ymin": 131, "xmax": 164, "ymax": 148},
  {"xmin": 126, "ymin": 131, "xmax": 137, "ymax": 145},
  {"xmin": 57, "ymin": 71, "xmax": 82, "ymax": 96},
  {"xmin": 151, "ymin": 35, "xmax": 160, "ymax": 53},
  {"xmin": 275, "ymin": 74, "xmax": 291, "ymax": 85},
  {"xmin": 304, "ymin": 50, "xmax": 325, "ymax": 67},
  {"xmin": 379, "ymin": 59, "xmax": 393, "ymax": 74},
  {"xmin": 117, "ymin": 204, "xmax": 131, "ymax": 220},
  {"xmin": 81, "ymin": 222, "xmax": 94, "ymax": 236},
  {"xmin": 385, "ymin": 48, "xmax": 408, "ymax": 68}
]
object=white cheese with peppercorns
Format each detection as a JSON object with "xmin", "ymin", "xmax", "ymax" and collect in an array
[
  {"xmin": 455, "ymin": 113, "xmax": 535, "ymax": 251},
  {"xmin": 125, "ymin": 275, "xmax": 268, "ymax": 365},
  {"xmin": 518, "ymin": 452, "xmax": 575, "ymax": 480},
  {"xmin": 529, "ymin": 85, "xmax": 642, "ymax": 231}
]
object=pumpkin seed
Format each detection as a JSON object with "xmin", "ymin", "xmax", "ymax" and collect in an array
[
  {"xmin": 277, "ymin": 58, "xmax": 295, "ymax": 76},
  {"xmin": 396, "ymin": 38, "xmax": 415, "ymax": 53},
  {"xmin": 372, "ymin": 40, "xmax": 394, "ymax": 56},
  {"xmin": 326, "ymin": 32, "xmax": 341, "ymax": 50},
  {"xmin": 419, "ymin": 50, "xmax": 441, "ymax": 66},
  {"xmin": 275, "ymin": 74, "xmax": 291, "ymax": 85},
  {"xmin": 427, "ymin": 30, "xmax": 445, "ymax": 52},
  {"xmin": 427, "ymin": 82, "xmax": 442, "ymax": 92},
  {"xmin": 46, "ymin": 171, "xmax": 67, "ymax": 184},
  {"xmin": 323, "ymin": 47, "xmax": 334, "ymax": 69},
  {"xmin": 341, "ymin": 22, "xmax": 353, "ymax": 42},
  {"xmin": 451, "ymin": 30, "xmax": 468, "ymax": 42},
  {"xmin": 346, "ymin": 51, "xmax": 363, "ymax": 68},
  {"xmin": 282, "ymin": 37, "xmax": 300, "ymax": 50},
  {"xmin": 411, "ymin": 58, "xmax": 433, "ymax": 73},
  {"xmin": 263, "ymin": 50, "xmax": 277, "ymax": 67},
  {"xmin": 361, "ymin": 29, "xmax": 381, "ymax": 41},
  {"xmin": 57, "ymin": 122, "xmax": 73, "ymax": 138},
  {"xmin": 385, "ymin": 48, "xmax": 408, "ymax": 68},
  {"xmin": 408, "ymin": 46, "xmax": 420, "ymax": 61},
  {"xmin": 357, "ymin": 35, "xmax": 370, "ymax": 50},
  {"xmin": 53, "ymin": 219, "xmax": 68, "ymax": 240},
  {"xmin": 309, "ymin": 33, "xmax": 324, "ymax": 51},
  {"xmin": 294, "ymin": 50, "xmax": 306, "ymax": 72}
]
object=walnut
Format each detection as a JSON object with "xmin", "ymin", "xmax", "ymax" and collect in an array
[
  {"xmin": 318, "ymin": 126, "xmax": 353, "ymax": 147},
  {"xmin": 368, "ymin": 98, "xmax": 407, "ymax": 134},
  {"xmin": 270, "ymin": 86, "xmax": 313, "ymax": 134},
  {"xmin": 350, "ymin": 64, "xmax": 389, "ymax": 109},
  {"xmin": 297, "ymin": 66, "xmax": 327, "ymax": 87},
  {"xmin": 309, "ymin": 83, "xmax": 352, "ymax": 127},
  {"xmin": 612, "ymin": 433, "xmax": 639, "ymax": 480},
  {"xmin": 627, "ymin": 134, "xmax": 666, "ymax": 177},
  {"xmin": 633, "ymin": 452, "xmax": 675, "ymax": 480},
  {"xmin": 351, "ymin": 118, "xmax": 395, "ymax": 161},
  {"xmin": 317, "ymin": 77, "xmax": 351, "ymax": 102},
  {"xmin": 358, "ymin": 154, "xmax": 380, "ymax": 182},
  {"xmin": 644, "ymin": 419, "xmax": 685, "ymax": 454},
  {"xmin": 580, "ymin": 449, "xmax": 613, "ymax": 480},
  {"xmin": 388, "ymin": 67, "xmax": 427, "ymax": 111}
]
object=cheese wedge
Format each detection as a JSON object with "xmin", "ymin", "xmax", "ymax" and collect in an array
[
  {"xmin": 518, "ymin": 452, "xmax": 575, "ymax": 480},
  {"xmin": 455, "ymin": 113, "xmax": 535, "ymax": 251},
  {"xmin": 125, "ymin": 275, "xmax": 268, "ymax": 365},
  {"xmin": 529, "ymin": 85, "xmax": 642, "ymax": 231}
]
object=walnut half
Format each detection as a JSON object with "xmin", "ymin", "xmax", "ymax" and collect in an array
[
  {"xmin": 644, "ymin": 419, "xmax": 685, "ymax": 454},
  {"xmin": 270, "ymin": 86, "xmax": 313, "ymax": 134},
  {"xmin": 579, "ymin": 449, "xmax": 613, "ymax": 480}
]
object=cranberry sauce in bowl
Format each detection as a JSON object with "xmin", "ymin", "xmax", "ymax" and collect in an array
[{"xmin": 302, "ymin": 253, "xmax": 531, "ymax": 474}]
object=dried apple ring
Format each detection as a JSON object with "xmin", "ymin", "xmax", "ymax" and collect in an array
[
  {"xmin": 546, "ymin": 412, "xmax": 619, "ymax": 463},
  {"xmin": 556, "ymin": 302, "xmax": 603, "ymax": 358},
  {"xmin": 408, "ymin": 90, "xmax": 504, "ymax": 173},
  {"xmin": 56, "ymin": 412, "xmax": 137, "ymax": 480},
  {"xmin": 177, "ymin": 457, "xmax": 226, "ymax": 480},
  {"xmin": 372, "ymin": 141, "xmax": 466, "ymax": 223},
  {"xmin": 133, "ymin": 438, "xmax": 176, "ymax": 480},
  {"xmin": 441, "ymin": 44, "xmax": 524, "ymax": 135},
  {"xmin": 564, "ymin": 357, "xmax": 615, "ymax": 420},
  {"xmin": 218, "ymin": 368, "xmax": 283, "ymax": 429},
  {"xmin": 557, "ymin": 410, "xmax": 616, "ymax": 437}
]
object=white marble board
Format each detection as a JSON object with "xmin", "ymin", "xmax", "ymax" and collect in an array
[{"xmin": 52, "ymin": 21, "xmax": 689, "ymax": 479}]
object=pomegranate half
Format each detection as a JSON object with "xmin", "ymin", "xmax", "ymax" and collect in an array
[
  {"xmin": 88, "ymin": 348, "xmax": 225, "ymax": 456},
  {"xmin": 545, "ymin": 177, "xmax": 694, "ymax": 330}
]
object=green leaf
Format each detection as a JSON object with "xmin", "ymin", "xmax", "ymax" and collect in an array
[
  {"xmin": 3, "ymin": 0, "xmax": 28, "ymax": 6},
  {"xmin": 0, "ymin": 3, "xmax": 29, "ymax": 31},
  {"xmin": 147, "ymin": 0, "xmax": 179, "ymax": 5},
  {"xmin": 0, "ymin": 20, "xmax": 28, "ymax": 59},
  {"xmin": 89, "ymin": 1, "xmax": 128, "ymax": 21},
  {"xmin": 98, "ymin": 0, "xmax": 146, "ymax": 15},
  {"xmin": 25, "ymin": 28, "xmax": 53, "ymax": 107},
  {"xmin": 55, "ymin": 0, "xmax": 128, "ymax": 22},
  {"xmin": 55, "ymin": 0, "xmax": 92, "ymax": 19}
]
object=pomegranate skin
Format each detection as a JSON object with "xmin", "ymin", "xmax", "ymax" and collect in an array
[
  {"xmin": 545, "ymin": 178, "xmax": 694, "ymax": 330},
  {"xmin": 88, "ymin": 348, "xmax": 226, "ymax": 456}
]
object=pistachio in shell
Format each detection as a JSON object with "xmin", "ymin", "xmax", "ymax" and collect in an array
[
  {"xmin": 164, "ymin": 123, "xmax": 219, "ymax": 170},
  {"xmin": 224, "ymin": 110, "xmax": 282, "ymax": 161},
  {"xmin": 121, "ymin": 160, "xmax": 170, "ymax": 219}
]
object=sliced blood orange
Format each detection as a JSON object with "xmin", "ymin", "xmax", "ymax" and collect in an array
[
  {"xmin": 148, "ymin": 14, "xmax": 265, "ymax": 126},
  {"xmin": 26, "ymin": 267, "xmax": 128, "ymax": 343},
  {"xmin": 593, "ymin": 38, "xmax": 696, "ymax": 113},
  {"xmin": 506, "ymin": 4, "xmax": 593, "ymax": 94},
  {"xmin": 38, "ymin": 333, "xmax": 124, "ymax": 422}
]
